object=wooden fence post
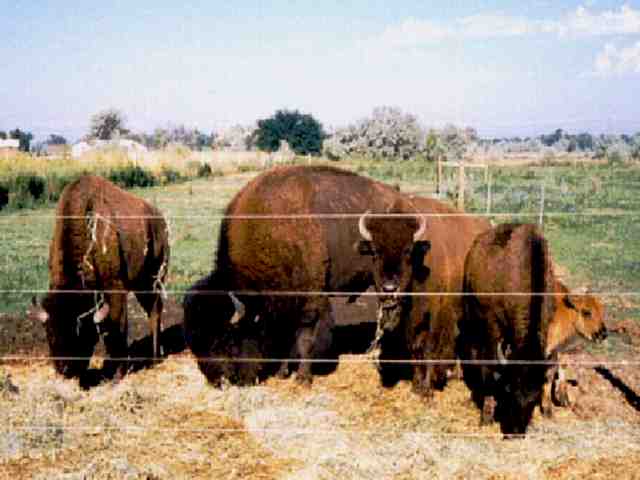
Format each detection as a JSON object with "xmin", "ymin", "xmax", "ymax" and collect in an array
[
  {"xmin": 486, "ymin": 169, "xmax": 492, "ymax": 215},
  {"xmin": 436, "ymin": 154, "xmax": 442, "ymax": 196},
  {"xmin": 457, "ymin": 163, "xmax": 465, "ymax": 212}
]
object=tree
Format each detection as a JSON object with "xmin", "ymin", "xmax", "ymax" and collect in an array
[
  {"xmin": 47, "ymin": 134, "xmax": 67, "ymax": 145},
  {"xmin": 255, "ymin": 109, "xmax": 325, "ymax": 155},
  {"xmin": 9, "ymin": 128, "xmax": 33, "ymax": 152},
  {"xmin": 89, "ymin": 108, "xmax": 129, "ymax": 140},
  {"xmin": 323, "ymin": 106, "xmax": 425, "ymax": 160},
  {"xmin": 0, "ymin": 131, "xmax": 6, "ymax": 140}
]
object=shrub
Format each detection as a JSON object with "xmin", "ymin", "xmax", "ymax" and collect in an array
[
  {"xmin": 196, "ymin": 162, "xmax": 213, "ymax": 178},
  {"xmin": 159, "ymin": 166, "xmax": 184, "ymax": 185},
  {"xmin": 108, "ymin": 165, "xmax": 157, "ymax": 188}
]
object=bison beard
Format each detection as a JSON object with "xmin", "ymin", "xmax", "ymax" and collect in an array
[{"xmin": 184, "ymin": 166, "xmax": 404, "ymax": 386}]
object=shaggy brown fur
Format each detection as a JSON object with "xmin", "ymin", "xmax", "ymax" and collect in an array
[
  {"xmin": 460, "ymin": 223, "xmax": 555, "ymax": 437},
  {"xmin": 187, "ymin": 165, "xmax": 404, "ymax": 386},
  {"xmin": 29, "ymin": 175, "xmax": 169, "ymax": 386},
  {"xmin": 541, "ymin": 280, "xmax": 608, "ymax": 415},
  {"xmin": 358, "ymin": 195, "xmax": 491, "ymax": 397}
]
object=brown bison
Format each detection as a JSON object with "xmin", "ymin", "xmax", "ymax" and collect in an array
[
  {"xmin": 185, "ymin": 165, "xmax": 404, "ymax": 385},
  {"xmin": 28, "ymin": 175, "xmax": 169, "ymax": 385},
  {"xmin": 540, "ymin": 281, "xmax": 607, "ymax": 415},
  {"xmin": 460, "ymin": 223, "xmax": 555, "ymax": 437},
  {"xmin": 357, "ymin": 195, "xmax": 490, "ymax": 397}
]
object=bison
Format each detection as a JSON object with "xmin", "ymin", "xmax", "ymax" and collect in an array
[
  {"xmin": 460, "ymin": 223, "xmax": 555, "ymax": 437},
  {"xmin": 184, "ymin": 165, "xmax": 404, "ymax": 386},
  {"xmin": 357, "ymin": 195, "xmax": 490, "ymax": 397},
  {"xmin": 540, "ymin": 281, "xmax": 607, "ymax": 415},
  {"xmin": 28, "ymin": 175, "xmax": 169, "ymax": 385}
]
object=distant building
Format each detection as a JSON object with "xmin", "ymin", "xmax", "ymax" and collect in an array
[
  {"xmin": 44, "ymin": 144, "xmax": 71, "ymax": 159},
  {"xmin": 0, "ymin": 139, "xmax": 20, "ymax": 158},
  {"xmin": 71, "ymin": 139, "xmax": 148, "ymax": 159}
]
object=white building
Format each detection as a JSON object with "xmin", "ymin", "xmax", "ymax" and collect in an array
[{"xmin": 71, "ymin": 139, "xmax": 148, "ymax": 159}]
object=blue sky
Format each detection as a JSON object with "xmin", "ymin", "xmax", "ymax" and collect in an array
[{"xmin": 1, "ymin": 1, "xmax": 640, "ymax": 141}]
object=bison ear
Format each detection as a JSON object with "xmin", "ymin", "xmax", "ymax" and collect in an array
[
  {"xmin": 356, "ymin": 240, "xmax": 374, "ymax": 256},
  {"xmin": 412, "ymin": 240, "xmax": 431, "ymax": 282},
  {"xmin": 411, "ymin": 240, "xmax": 430, "ymax": 264}
]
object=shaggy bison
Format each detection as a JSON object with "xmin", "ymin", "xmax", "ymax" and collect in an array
[
  {"xmin": 28, "ymin": 175, "xmax": 169, "ymax": 385},
  {"xmin": 357, "ymin": 195, "xmax": 490, "ymax": 397},
  {"xmin": 460, "ymin": 223, "xmax": 555, "ymax": 437},
  {"xmin": 541, "ymin": 281, "xmax": 607, "ymax": 415},
  {"xmin": 185, "ymin": 165, "xmax": 404, "ymax": 386}
]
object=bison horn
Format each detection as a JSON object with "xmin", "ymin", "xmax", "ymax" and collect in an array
[
  {"xmin": 413, "ymin": 215, "xmax": 427, "ymax": 242},
  {"xmin": 93, "ymin": 303, "xmax": 110, "ymax": 324},
  {"xmin": 497, "ymin": 342, "xmax": 508, "ymax": 365},
  {"xmin": 358, "ymin": 211, "xmax": 372, "ymax": 241},
  {"xmin": 229, "ymin": 292, "xmax": 246, "ymax": 325},
  {"xmin": 27, "ymin": 298, "xmax": 49, "ymax": 324}
]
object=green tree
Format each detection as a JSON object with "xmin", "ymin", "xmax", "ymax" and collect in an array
[
  {"xmin": 89, "ymin": 108, "xmax": 129, "ymax": 140},
  {"xmin": 47, "ymin": 134, "xmax": 67, "ymax": 145},
  {"xmin": 0, "ymin": 131, "xmax": 6, "ymax": 140},
  {"xmin": 255, "ymin": 109, "xmax": 325, "ymax": 155},
  {"xmin": 9, "ymin": 128, "xmax": 33, "ymax": 151}
]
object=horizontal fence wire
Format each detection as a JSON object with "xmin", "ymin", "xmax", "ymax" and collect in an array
[
  {"xmin": 3, "ymin": 289, "xmax": 640, "ymax": 296},
  {"xmin": 1, "ymin": 211, "xmax": 640, "ymax": 221},
  {"xmin": 4, "ymin": 425, "xmax": 638, "ymax": 440},
  {"xmin": 0, "ymin": 356, "xmax": 636, "ymax": 366}
]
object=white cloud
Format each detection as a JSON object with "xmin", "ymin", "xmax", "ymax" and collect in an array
[
  {"xmin": 594, "ymin": 41, "xmax": 640, "ymax": 76},
  {"xmin": 378, "ymin": 4, "xmax": 640, "ymax": 47}
]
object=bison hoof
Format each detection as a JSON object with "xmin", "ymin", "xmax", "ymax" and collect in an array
[
  {"xmin": 540, "ymin": 401, "xmax": 554, "ymax": 418},
  {"xmin": 555, "ymin": 384, "xmax": 572, "ymax": 407},
  {"xmin": 295, "ymin": 373, "xmax": 312, "ymax": 387},
  {"xmin": 480, "ymin": 397, "xmax": 496, "ymax": 426},
  {"xmin": 411, "ymin": 382, "xmax": 433, "ymax": 400},
  {"xmin": 276, "ymin": 364, "xmax": 290, "ymax": 379}
]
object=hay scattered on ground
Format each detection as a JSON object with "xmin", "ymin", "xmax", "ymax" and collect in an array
[{"xmin": 1, "ymin": 331, "xmax": 640, "ymax": 479}]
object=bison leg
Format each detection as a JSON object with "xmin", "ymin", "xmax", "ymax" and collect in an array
[
  {"xmin": 541, "ymin": 361, "xmax": 558, "ymax": 417},
  {"xmin": 136, "ymin": 292, "xmax": 164, "ymax": 359},
  {"xmin": 101, "ymin": 293, "xmax": 129, "ymax": 382},
  {"xmin": 553, "ymin": 366, "xmax": 572, "ymax": 407},
  {"xmin": 294, "ymin": 299, "xmax": 331, "ymax": 386}
]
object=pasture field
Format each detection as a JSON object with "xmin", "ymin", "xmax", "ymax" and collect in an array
[{"xmin": 1, "ymin": 158, "xmax": 640, "ymax": 478}]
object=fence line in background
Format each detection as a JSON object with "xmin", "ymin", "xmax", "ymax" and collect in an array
[{"xmin": 1, "ymin": 211, "xmax": 640, "ymax": 222}]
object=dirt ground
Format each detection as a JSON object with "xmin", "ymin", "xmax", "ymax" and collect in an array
[{"xmin": 1, "ymin": 296, "xmax": 640, "ymax": 479}]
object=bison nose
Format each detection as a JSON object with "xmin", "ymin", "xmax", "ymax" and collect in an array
[
  {"xmin": 382, "ymin": 282, "xmax": 398, "ymax": 293},
  {"xmin": 597, "ymin": 327, "xmax": 608, "ymax": 341}
]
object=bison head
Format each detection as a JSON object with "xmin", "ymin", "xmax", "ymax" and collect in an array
[
  {"xmin": 563, "ymin": 289, "xmax": 608, "ymax": 343},
  {"xmin": 28, "ymin": 292, "xmax": 99, "ymax": 378},
  {"xmin": 356, "ymin": 201, "xmax": 430, "ymax": 331},
  {"xmin": 494, "ymin": 344, "xmax": 547, "ymax": 438}
]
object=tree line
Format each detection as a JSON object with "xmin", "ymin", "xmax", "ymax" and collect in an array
[{"xmin": 4, "ymin": 107, "xmax": 640, "ymax": 162}]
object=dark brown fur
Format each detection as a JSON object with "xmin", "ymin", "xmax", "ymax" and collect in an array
[
  {"xmin": 186, "ymin": 165, "xmax": 404, "ymax": 386},
  {"xmin": 359, "ymin": 195, "xmax": 491, "ymax": 396},
  {"xmin": 34, "ymin": 175, "xmax": 169, "ymax": 385},
  {"xmin": 460, "ymin": 223, "xmax": 555, "ymax": 437}
]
